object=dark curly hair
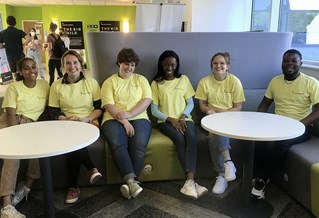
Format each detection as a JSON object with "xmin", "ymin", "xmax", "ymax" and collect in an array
[{"xmin": 153, "ymin": 50, "xmax": 181, "ymax": 83}]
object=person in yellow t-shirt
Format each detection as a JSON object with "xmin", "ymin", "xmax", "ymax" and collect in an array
[
  {"xmin": 195, "ymin": 52, "xmax": 245, "ymax": 195},
  {"xmin": 100, "ymin": 48, "xmax": 152, "ymax": 199},
  {"xmin": 0, "ymin": 57, "xmax": 50, "ymax": 217},
  {"xmin": 48, "ymin": 50, "xmax": 102, "ymax": 204},
  {"xmin": 252, "ymin": 49, "xmax": 319, "ymax": 200},
  {"xmin": 151, "ymin": 50, "xmax": 208, "ymax": 199}
]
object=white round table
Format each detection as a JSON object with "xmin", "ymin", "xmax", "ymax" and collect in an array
[
  {"xmin": 201, "ymin": 111, "xmax": 305, "ymax": 218},
  {"xmin": 0, "ymin": 120, "xmax": 100, "ymax": 218}
]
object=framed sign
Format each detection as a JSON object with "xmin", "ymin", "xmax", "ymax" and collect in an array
[
  {"xmin": 61, "ymin": 21, "xmax": 84, "ymax": 49},
  {"xmin": 0, "ymin": 48, "xmax": 13, "ymax": 84},
  {"xmin": 99, "ymin": 21, "xmax": 120, "ymax": 32}
]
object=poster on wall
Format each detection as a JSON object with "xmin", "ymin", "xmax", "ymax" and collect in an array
[
  {"xmin": 99, "ymin": 21, "xmax": 120, "ymax": 32},
  {"xmin": 0, "ymin": 48, "xmax": 13, "ymax": 84},
  {"xmin": 61, "ymin": 21, "xmax": 84, "ymax": 49}
]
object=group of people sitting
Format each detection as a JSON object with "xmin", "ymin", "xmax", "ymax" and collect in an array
[{"xmin": 0, "ymin": 47, "xmax": 318, "ymax": 218}]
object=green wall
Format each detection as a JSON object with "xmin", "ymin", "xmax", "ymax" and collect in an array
[{"xmin": 0, "ymin": 4, "xmax": 136, "ymax": 67}]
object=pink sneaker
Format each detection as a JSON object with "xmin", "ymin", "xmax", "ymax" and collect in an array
[
  {"xmin": 65, "ymin": 188, "xmax": 80, "ymax": 204},
  {"xmin": 88, "ymin": 168, "xmax": 102, "ymax": 184}
]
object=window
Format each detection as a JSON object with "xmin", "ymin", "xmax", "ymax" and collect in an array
[
  {"xmin": 251, "ymin": 0, "xmax": 271, "ymax": 32},
  {"xmin": 251, "ymin": 0, "xmax": 319, "ymax": 62},
  {"xmin": 278, "ymin": 0, "xmax": 319, "ymax": 62}
]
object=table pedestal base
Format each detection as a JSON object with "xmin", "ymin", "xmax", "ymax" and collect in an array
[{"xmin": 219, "ymin": 190, "xmax": 273, "ymax": 218}]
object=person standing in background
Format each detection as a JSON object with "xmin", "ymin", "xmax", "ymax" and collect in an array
[
  {"xmin": 0, "ymin": 16, "xmax": 31, "ymax": 76},
  {"xmin": 45, "ymin": 22, "xmax": 63, "ymax": 85},
  {"xmin": 59, "ymin": 28, "xmax": 70, "ymax": 49},
  {"xmin": 25, "ymin": 28, "xmax": 45, "ymax": 80}
]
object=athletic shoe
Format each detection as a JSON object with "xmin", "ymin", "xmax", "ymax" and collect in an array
[
  {"xmin": 0, "ymin": 205, "xmax": 25, "ymax": 218},
  {"xmin": 212, "ymin": 176, "xmax": 228, "ymax": 194},
  {"xmin": 12, "ymin": 185, "xmax": 30, "ymax": 206},
  {"xmin": 65, "ymin": 187, "xmax": 80, "ymax": 204},
  {"xmin": 127, "ymin": 179, "xmax": 143, "ymax": 198},
  {"xmin": 224, "ymin": 161, "xmax": 237, "ymax": 181},
  {"xmin": 251, "ymin": 178, "xmax": 269, "ymax": 199},
  {"xmin": 195, "ymin": 183, "xmax": 208, "ymax": 198},
  {"xmin": 120, "ymin": 184, "xmax": 131, "ymax": 199},
  {"xmin": 180, "ymin": 180, "xmax": 198, "ymax": 199},
  {"xmin": 88, "ymin": 168, "xmax": 102, "ymax": 184}
]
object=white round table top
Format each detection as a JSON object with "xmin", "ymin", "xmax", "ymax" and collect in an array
[
  {"xmin": 201, "ymin": 111, "xmax": 305, "ymax": 141},
  {"xmin": 0, "ymin": 120, "xmax": 100, "ymax": 159}
]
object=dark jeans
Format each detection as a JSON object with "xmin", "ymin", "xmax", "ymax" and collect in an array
[
  {"xmin": 254, "ymin": 126, "xmax": 313, "ymax": 180},
  {"xmin": 66, "ymin": 147, "xmax": 96, "ymax": 188},
  {"xmin": 48, "ymin": 59, "xmax": 63, "ymax": 85},
  {"xmin": 158, "ymin": 121, "xmax": 197, "ymax": 174},
  {"xmin": 101, "ymin": 119, "xmax": 151, "ymax": 181}
]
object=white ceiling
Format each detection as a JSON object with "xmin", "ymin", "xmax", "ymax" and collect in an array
[{"xmin": 0, "ymin": 0, "xmax": 180, "ymax": 6}]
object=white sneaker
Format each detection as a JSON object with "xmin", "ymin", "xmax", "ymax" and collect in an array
[
  {"xmin": 195, "ymin": 183, "xmax": 208, "ymax": 198},
  {"xmin": 212, "ymin": 176, "xmax": 228, "ymax": 194},
  {"xmin": 1, "ymin": 205, "xmax": 25, "ymax": 218},
  {"xmin": 224, "ymin": 161, "xmax": 236, "ymax": 181},
  {"xmin": 180, "ymin": 180, "xmax": 198, "ymax": 199},
  {"xmin": 12, "ymin": 185, "xmax": 30, "ymax": 206}
]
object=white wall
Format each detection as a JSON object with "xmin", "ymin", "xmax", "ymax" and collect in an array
[{"xmin": 185, "ymin": 0, "xmax": 252, "ymax": 32}]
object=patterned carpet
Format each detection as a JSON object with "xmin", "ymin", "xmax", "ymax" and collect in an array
[{"xmin": 14, "ymin": 178, "xmax": 316, "ymax": 218}]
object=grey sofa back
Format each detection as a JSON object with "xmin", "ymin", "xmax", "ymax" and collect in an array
[{"xmin": 86, "ymin": 32, "xmax": 292, "ymax": 91}]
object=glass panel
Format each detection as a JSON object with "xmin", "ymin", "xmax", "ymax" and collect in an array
[
  {"xmin": 279, "ymin": 0, "xmax": 319, "ymax": 61},
  {"xmin": 251, "ymin": 0, "xmax": 271, "ymax": 31}
]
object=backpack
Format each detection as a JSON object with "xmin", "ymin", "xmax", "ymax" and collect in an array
[{"xmin": 50, "ymin": 34, "xmax": 68, "ymax": 58}]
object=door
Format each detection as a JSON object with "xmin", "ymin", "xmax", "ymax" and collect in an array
[{"xmin": 22, "ymin": 21, "xmax": 46, "ymax": 65}]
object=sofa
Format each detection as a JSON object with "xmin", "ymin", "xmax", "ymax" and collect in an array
[{"xmin": 85, "ymin": 32, "xmax": 318, "ymax": 216}]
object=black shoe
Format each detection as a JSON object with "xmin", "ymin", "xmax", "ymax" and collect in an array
[{"xmin": 251, "ymin": 178, "xmax": 269, "ymax": 199}]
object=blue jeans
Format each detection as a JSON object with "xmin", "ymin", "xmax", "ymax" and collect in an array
[
  {"xmin": 158, "ymin": 121, "xmax": 197, "ymax": 174},
  {"xmin": 27, "ymin": 48, "xmax": 45, "ymax": 79},
  {"xmin": 254, "ymin": 126, "xmax": 313, "ymax": 180},
  {"xmin": 208, "ymin": 133, "xmax": 231, "ymax": 175},
  {"xmin": 101, "ymin": 119, "xmax": 151, "ymax": 181}
]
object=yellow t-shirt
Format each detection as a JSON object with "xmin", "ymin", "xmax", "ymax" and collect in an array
[
  {"xmin": 2, "ymin": 80, "xmax": 50, "ymax": 121},
  {"xmin": 265, "ymin": 72, "xmax": 319, "ymax": 121},
  {"xmin": 151, "ymin": 75, "xmax": 195, "ymax": 122},
  {"xmin": 195, "ymin": 73, "xmax": 245, "ymax": 109},
  {"xmin": 101, "ymin": 73, "xmax": 152, "ymax": 124},
  {"xmin": 49, "ymin": 76, "xmax": 101, "ymax": 118}
]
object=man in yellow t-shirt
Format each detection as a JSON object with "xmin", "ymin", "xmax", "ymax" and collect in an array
[{"xmin": 252, "ymin": 49, "xmax": 319, "ymax": 200}]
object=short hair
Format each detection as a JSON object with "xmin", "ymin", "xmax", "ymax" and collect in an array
[
  {"xmin": 211, "ymin": 52, "xmax": 231, "ymax": 68},
  {"xmin": 283, "ymin": 49, "xmax": 302, "ymax": 60},
  {"xmin": 6, "ymin": 16, "xmax": 16, "ymax": 26},
  {"xmin": 116, "ymin": 48, "xmax": 139, "ymax": 66},
  {"xmin": 16, "ymin": 58, "xmax": 36, "ymax": 81},
  {"xmin": 61, "ymin": 50, "xmax": 84, "ymax": 68},
  {"xmin": 50, "ymin": 22, "xmax": 58, "ymax": 32}
]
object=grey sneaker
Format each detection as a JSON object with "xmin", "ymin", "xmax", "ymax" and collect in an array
[
  {"xmin": 126, "ymin": 179, "xmax": 143, "ymax": 198},
  {"xmin": 12, "ymin": 185, "xmax": 30, "ymax": 206},
  {"xmin": 1, "ymin": 205, "xmax": 25, "ymax": 218},
  {"xmin": 120, "ymin": 184, "xmax": 131, "ymax": 199},
  {"xmin": 180, "ymin": 180, "xmax": 198, "ymax": 199}
]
